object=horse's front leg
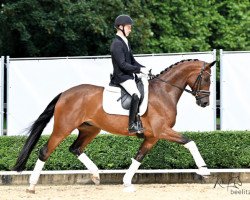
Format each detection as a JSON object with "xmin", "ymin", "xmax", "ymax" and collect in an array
[
  {"xmin": 184, "ymin": 140, "xmax": 210, "ymax": 176},
  {"xmin": 123, "ymin": 137, "xmax": 158, "ymax": 192},
  {"xmin": 159, "ymin": 129, "xmax": 210, "ymax": 176}
]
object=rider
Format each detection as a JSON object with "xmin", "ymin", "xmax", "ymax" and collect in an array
[{"xmin": 110, "ymin": 14, "xmax": 147, "ymax": 134}]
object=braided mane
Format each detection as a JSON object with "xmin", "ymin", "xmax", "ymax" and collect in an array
[{"xmin": 150, "ymin": 59, "xmax": 200, "ymax": 80}]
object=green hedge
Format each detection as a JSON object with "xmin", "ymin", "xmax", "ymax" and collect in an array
[{"xmin": 0, "ymin": 131, "xmax": 250, "ymax": 171}]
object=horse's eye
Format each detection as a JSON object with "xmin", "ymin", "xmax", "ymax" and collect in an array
[{"xmin": 204, "ymin": 76, "xmax": 210, "ymax": 83}]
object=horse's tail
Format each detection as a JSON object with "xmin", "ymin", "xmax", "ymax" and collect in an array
[{"xmin": 13, "ymin": 93, "xmax": 62, "ymax": 172}]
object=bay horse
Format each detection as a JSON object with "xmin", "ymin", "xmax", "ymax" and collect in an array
[{"xmin": 13, "ymin": 59, "xmax": 216, "ymax": 193}]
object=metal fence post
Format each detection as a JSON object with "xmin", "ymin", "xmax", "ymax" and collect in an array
[{"xmin": 0, "ymin": 56, "xmax": 4, "ymax": 136}]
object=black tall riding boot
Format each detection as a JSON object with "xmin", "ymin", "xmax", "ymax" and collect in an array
[{"xmin": 128, "ymin": 94, "xmax": 144, "ymax": 134}]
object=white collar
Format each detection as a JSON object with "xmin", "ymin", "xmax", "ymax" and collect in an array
[{"xmin": 116, "ymin": 33, "xmax": 129, "ymax": 50}]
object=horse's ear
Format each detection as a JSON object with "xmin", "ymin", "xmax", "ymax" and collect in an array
[{"xmin": 207, "ymin": 61, "xmax": 216, "ymax": 68}]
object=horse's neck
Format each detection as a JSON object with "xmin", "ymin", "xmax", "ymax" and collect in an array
[{"xmin": 156, "ymin": 64, "xmax": 193, "ymax": 104}]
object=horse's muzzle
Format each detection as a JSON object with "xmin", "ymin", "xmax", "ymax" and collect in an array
[{"xmin": 196, "ymin": 98, "xmax": 210, "ymax": 107}]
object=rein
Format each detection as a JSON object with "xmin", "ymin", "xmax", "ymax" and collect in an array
[{"xmin": 148, "ymin": 62, "xmax": 210, "ymax": 100}]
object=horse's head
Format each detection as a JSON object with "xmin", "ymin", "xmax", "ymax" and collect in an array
[{"xmin": 187, "ymin": 61, "xmax": 216, "ymax": 107}]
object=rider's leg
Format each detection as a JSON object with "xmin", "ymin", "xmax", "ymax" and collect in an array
[
  {"xmin": 128, "ymin": 93, "xmax": 143, "ymax": 133},
  {"xmin": 120, "ymin": 79, "xmax": 141, "ymax": 98},
  {"xmin": 120, "ymin": 79, "xmax": 143, "ymax": 133}
]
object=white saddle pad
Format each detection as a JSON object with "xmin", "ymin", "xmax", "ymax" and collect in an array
[{"xmin": 103, "ymin": 78, "xmax": 149, "ymax": 116}]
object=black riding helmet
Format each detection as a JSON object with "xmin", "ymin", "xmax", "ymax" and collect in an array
[
  {"xmin": 114, "ymin": 15, "xmax": 133, "ymax": 28},
  {"xmin": 114, "ymin": 15, "xmax": 133, "ymax": 37}
]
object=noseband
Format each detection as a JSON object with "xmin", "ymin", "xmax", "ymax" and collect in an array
[{"xmin": 149, "ymin": 62, "xmax": 210, "ymax": 100}]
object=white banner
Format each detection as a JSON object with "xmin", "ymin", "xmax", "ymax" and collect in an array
[
  {"xmin": 0, "ymin": 56, "xmax": 3, "ymax": 135},
  {"xmin": 220, "ymin": 51, "xmax": 250, "ymax": 130},
  {"xmin": 7, "ymin": 52, "xmax": 216, "ymax": 135}
]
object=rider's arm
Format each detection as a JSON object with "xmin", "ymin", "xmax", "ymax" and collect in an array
[{"xmin": 130, "ymin": 52, "xmax": 145, "ymax": 69}]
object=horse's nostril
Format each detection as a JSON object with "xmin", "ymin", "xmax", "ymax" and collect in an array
[{"xmin": 202, "ymin": 102, "xmax": 209, "ymax": 107}]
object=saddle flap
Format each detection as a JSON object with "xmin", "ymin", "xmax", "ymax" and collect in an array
[{"xmin": 103, "ymin": 78, "xmax": 149, "ymax": 116}]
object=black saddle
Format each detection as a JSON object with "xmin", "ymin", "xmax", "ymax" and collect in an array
[{"xmin": 109, "ymin": 77, "xmax": 144, "ymax": 110}]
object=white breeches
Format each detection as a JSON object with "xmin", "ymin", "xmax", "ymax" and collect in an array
[{"xmin": 120, "ymin": 79, "xmax": 141, "ymax": 98}]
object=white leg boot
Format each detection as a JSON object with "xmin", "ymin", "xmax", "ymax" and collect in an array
[
  {"xmin": 184, "ymin": 141, "xmax": 210, "ymax": 176},
  {"xmin": 78, "ymin": 153, "xmax": 100, "ymax": 185},
  {"xmin": 123, "ymin": 158, "xmax": 141, "ymax": 192},
  {"xmin": 27, "ymin": 159, "xmax": 45, "ymax": 193}
]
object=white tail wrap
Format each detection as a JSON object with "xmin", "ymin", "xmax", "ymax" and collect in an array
[
  {"xmin": 184, "ymin": 141, "xmax": 206, "ymax": 168},
  {"xmin": 78, "ymin": 153, "xmax": 99, "ymax": 175},
  {"xmin": 123, "ymin": 158, "xmax": 141, "ymax": 187}
]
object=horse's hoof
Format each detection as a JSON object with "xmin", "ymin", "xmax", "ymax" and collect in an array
[
  {"xmin": 26, "ymin": 189, "xmax": 35, "ymax": 194},
  {"xmin": 202, "ymin": 175, "xmax": 210, "ymax": 179},
  {"xmin": 197, "ymin": 167, "xmax": 211, "ymax": 176},
  {"xmin": 123, "ymin": 184, "xmax": 136, "ymax": 192},
  {"xmin": 91, "ymin": 175, "xmax": 100, "ymax": 185}
]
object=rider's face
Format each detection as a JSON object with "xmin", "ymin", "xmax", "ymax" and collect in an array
[{"xmin": 123, "ymin": 25, "xmax": 132, "ymax": 37}]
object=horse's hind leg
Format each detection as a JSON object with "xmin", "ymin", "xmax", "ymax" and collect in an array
[
  {"xmin": 69, "ymin": 123, "xmax": 101, "ymax": 185},
  {"xmin": 27, "ymin": 128, "xmax": 72, "ymax": 193},
  {"xmin": 159, "ymin": 129, "xmax": 210, "ymax": 176}
]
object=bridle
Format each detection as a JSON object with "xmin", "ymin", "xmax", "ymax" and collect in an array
[
  {"xmin": 190, "ymin": 62, "xmax": 211, "ymax": 101},
  {"xmin": 148, "ymin": 62, "xmax": 211, "ymax": 101}
]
